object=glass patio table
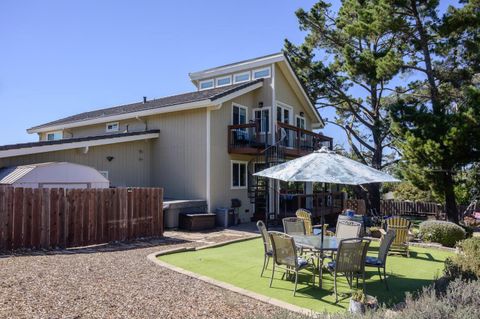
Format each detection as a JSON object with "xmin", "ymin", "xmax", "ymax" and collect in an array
[{"xmin": 292, "ymin": 235, "xmax": 339, "ymax": 288}]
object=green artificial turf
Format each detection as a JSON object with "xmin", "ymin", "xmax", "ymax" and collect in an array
[{"xmin": 159, "ymin": 238, "xmax": 452, "ymax": 313}]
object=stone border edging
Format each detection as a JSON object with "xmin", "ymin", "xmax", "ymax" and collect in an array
[{"xmin": 147, "ymin": 236, "xmax": 318, "ymax": 317}]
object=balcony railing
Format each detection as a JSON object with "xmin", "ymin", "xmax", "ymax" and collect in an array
[{"xmin": 228, "ymin": 121, "xmax": 332, "ymax": 156}]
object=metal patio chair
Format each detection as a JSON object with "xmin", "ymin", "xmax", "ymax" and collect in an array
[
  {"xmin": 326, "ymin": 237, "xmax": 371, "ymax": 302},
  {"xmin": 268, "ymin": 231, "xmax": 316, "ymax": 296},
  {"xmin": 282, "ymin": 217, "xmax": 306, "ymax": 236},
  {"xmin": 256, "ymin": 220, "xmax": 273, "ymax": 277},
  {"xmin": 335, "ymin": 220, "xmax": 362, "ymax": 240},
  {"xmin": 365, "ymin": 229, "xmax": 396, "ymax": 289}
]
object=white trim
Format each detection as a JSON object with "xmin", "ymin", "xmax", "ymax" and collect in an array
[
  {"xmin": 252, "ymin": 107, "xmax": 271, "ymax": 134},
  {"xmin": 189, "ymin": 53, "xmax": 284, "ymax": 81},
  {"xmin": 252, "ymin": 66, "xmax": 271, "ymax": 80},
  {"xmin": 215, "ymin": 75, "xmax": 232, "ymax": 88},
  {"xmin": 231, "ymin": 103, "xmax": 248, "ymax": 125},
  {"xmin": 27, "ymin": 81, "xmax": 264, "ymax": 134},
  {"xmin": 206, "ymin": 109, "xmax": 211, "ymax": 213},
  {"xmin": 230, "ymin": 160, "xmax": 248, "ymax": 190},
  {"xmin": 199, "ymin": 79, "xmax": 214, "ymax": 91},
  {"xmin": 276, "ymin": 101, "xmax": 294, "ymax": 125},
  {"xmin": 45, "ymin": 131, "xmax": 63, "ymax": 141},
  {"xmin": 0, "ymin": 132, "xmax": 160, "ymax": 158},
  {"xmin": 105, "ymin": 121, "xmax": 119, "ymax": 133},
  {"xmin": 295, "ymin": 114, "xmax": 306, "ymax": 128},
  {"xmin": 98, "ymin": 171, "xmax": 109, "ymax": 179},
  {"xmin": 233, "ymin": 71, "xmax": 251, "ymax": 84}
]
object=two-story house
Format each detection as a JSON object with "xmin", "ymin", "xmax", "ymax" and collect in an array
[{"xmin": 0, "ymin": 53, "xmax": 332, "ymax": 222}]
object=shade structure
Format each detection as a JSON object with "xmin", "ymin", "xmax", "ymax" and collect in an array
[{"xmin": 253, "ymin": 147, "xmax": 400, "ymax": 185}]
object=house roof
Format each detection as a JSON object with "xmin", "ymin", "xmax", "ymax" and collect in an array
[
  {"xmin": 0, "ymin": 130, "xmax": 160, "ymax": 158},
  {"xmin": 28, "ymin": 79, "xmax": 263, "ymax": 133}
]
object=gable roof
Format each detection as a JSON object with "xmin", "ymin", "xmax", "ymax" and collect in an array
[
  {"xmin": 189, "ymin": 52, "xmax": 324, "ymax": 127},
  {"xmin": 28, "ymin": 79, "xmax": 263, "ymax": 133}
]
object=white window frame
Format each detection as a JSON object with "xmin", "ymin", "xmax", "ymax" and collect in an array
[
  {"xmin": 276, "ymin": 101, "xmax": 294, "ymax": 125},
  {"xmin": 98, "ymin": 171, "xmax": 109, "ymax": 179},
  {"xmin": 106, "ymin": 122, "xmax": 119, "ymax": 133},
  {"xmin": 252, "ymin": 66, "xmax": 271, "ymax": 79},
  {"xmin": 199, "ymin": 79, "xmax": 214, "ymax": 91},
  {"xmin": 252, "ymin": 107, "xmax": 271, "ymax": 134},
  {"xmin": 215, "ymin": 75, "xmax": 232, "ymax": 88},
  {"xmin": 231, "ymin": 103, "xmax": 249, "ymax": 125},
  {"xmin": 295, "ymin": 115, "xmax": 306, "ymax": 129},
  {"xmin": 46, "ymin": 131, "xmax": 62, "ymax": 141},
  {"xmin": 233, "ymin": 71, "xmax": 251, "ymax": 84},
  {"xmin": 231, "ymin": 160, "xmax": 248, "ymax": 189}
]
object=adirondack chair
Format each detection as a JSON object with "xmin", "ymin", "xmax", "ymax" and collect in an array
[
  {"xmin": 380, "ymin": 216, "xmax": 412, "ymax": 257},
  {"xmin": 295, "ymin": 209, "xmax": 328, "ymax": 235}
]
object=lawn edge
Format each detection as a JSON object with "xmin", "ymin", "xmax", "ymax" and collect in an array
[{"xmin": 147, "ymin": 237, "xmax": 319, "ymax": 317}]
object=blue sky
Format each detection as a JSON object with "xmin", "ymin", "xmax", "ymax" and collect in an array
[{"xmin": 0, "ymin": 0, "xmax": 457, "ymax": 147}]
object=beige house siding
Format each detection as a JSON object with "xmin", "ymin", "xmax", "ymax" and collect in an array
[
  {"xmin": 0, "ymin": 140, "xmax": 152, "ymax": 187},
  {"xmin": 275, "ymin": 66, "xmax": 314, "ymax": 130},
  {"xmin": 149, "ymin": 108, "xmax": 207, "ymax": 200},
  {"xmin": 209, "ymin": 90, "xmax": 267, "ymax": 221}
]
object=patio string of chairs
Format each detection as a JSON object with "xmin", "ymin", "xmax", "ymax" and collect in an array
[{"xmin": 259, "ymin": 208, "xmax": 397, "ymax": 300}]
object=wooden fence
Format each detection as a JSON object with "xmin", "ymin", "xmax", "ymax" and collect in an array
[
  {"xmin": 380, "ymin": 200, "xmax": 444, "ymax": 218},
  {"xmin": 0, "ymin": 186, "xmax": 163, "ymax": 251}
]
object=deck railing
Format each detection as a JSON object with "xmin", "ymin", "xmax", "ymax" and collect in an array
[{"xmin": 228, "ymin": 121, "xmax": 332, "ymax": 156}]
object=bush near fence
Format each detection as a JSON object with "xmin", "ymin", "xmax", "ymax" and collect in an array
[{"xmin": 0, "ymin": 186, "xmax": 163, "ymax": 251}]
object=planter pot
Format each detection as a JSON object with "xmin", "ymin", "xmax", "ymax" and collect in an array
[{"xmin": 349, "ymin": 299, "xmax": 365, "ymax": 314}]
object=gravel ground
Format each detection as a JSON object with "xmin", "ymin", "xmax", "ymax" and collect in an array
[{"xmin": 0, "ymin": 227, "xmax": 283, "ymax": 319}]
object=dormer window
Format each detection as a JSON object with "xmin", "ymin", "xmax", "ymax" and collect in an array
[
  {"xmin": 253, "ymin": 67, "xmax": 271, "ymax": 79},
  {"xmin": 233, "ymin": 71, "xmax": 250, "ymax": 84},
  {"xmin": 216, "ymin": 75, "xmax": 232, "ymax": 87},
  {"xmin": 106, "ymin": 122, "xmax": 119, "ymax": 132},
  {"xmin": 199, "ymin": 79, "xmax": 214, "ymax": 90},
  {"xmin": 46, "ymin": 131, "xmax": 62, "ymax": 141}
]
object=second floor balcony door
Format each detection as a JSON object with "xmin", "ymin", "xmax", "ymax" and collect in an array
[
  {"xmin": 253, "ymin": 107, "xmax": 270, "ymax": 145},
  {"xmin": 277, "ymin": 103, "xmax": 293, "ymax": 147}
]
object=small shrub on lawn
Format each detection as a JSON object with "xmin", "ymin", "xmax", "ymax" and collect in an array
[
  {"xmin": 444, "ymin": 237, "xmax": 480, "ymax": 280},
  {"xmin": 244, "ymin": 279, "xmax": 480, "ymax": 319},
  {"xmin": 418, "ymin": 220, "xmax": 465, "ymax": 247}
]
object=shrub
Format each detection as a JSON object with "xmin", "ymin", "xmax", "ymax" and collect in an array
[
  {"xmin": 444, "ymin": 237, "xmax": 480, "ymax": 280},
  {"xmin": 418, "ymin": 220, "xmax": 466, "ymax": 247}
]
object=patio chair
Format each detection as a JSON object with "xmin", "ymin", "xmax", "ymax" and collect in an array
[
  {"xmin": 295, "ymin": 209, "xmax": 328, "ymax": 235},
  {"xmin": 268, "ymin": 231, "xmax": 316, "ymax": 296},
  {"xmin": 326, "ymin": 238, "xmax": 371, "ymax": 302},
  {"xmin": 282, "ymin": 217, "xmax": 306, "ymax": 236},
  {"xmin": 335, "ymin": 220, "xmax": 362, "ymax": 240},
  {"xmin": 381, "ymin": 216, "xmax": 411, "ymax": 257},
  {"xmin": 365, "ymin": 229, "xmax": 396, "ymax": 289},
  {"xmin": 256, "ymin": 220, "xmax": 272, "ymax": 277}
]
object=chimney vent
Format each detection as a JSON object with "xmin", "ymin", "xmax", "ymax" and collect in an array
[{"xmin": 143, "ymin": 96, "xmax": 147, "ymax": 104}]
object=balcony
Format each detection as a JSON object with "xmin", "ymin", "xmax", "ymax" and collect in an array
[{"xmin": 228, "ymin": 121, "xmax": 332, "ymax": 156}]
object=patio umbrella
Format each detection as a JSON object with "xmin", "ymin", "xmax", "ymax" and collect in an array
[
  {"xmin": 253, "ymin": 146, "xmax": 400, "ymax": 268},
  {"xmin": 253, "ymin": 147, "xmax": 400, "ymax": 185}
]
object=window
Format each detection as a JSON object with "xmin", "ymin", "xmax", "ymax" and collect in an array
[
  {"xmin": 231, "ymin": 161, "xmax": 247, "ymax": 189},
  {"xmin": 254, "ymin": 108, "xmax": 270, "ymax": 133},
  {"xmin": 46, "ymin": 131, "xmax": 62, "ymax": 141},
  {"xmin": 296, "ymin": 115, "xmax": 306, "ymax": 129},
  {"xmin": 216, "ymin": 75, "xmax": 232, "ymax": 87},
  {"xmin": 252, "ymin": 67, "xmax": 271, "ymax": 79},
  {"xmin": 199, "ymin": 79, "xmax": 214, "ymax": 90},
  {"xmin": 106, "ymin": 122, "xmax": 119, "ymax": 132},
  {"xmin": 232, "ymin": 103, "xmax": 248, "ymax": 125},
  {"xmin": 99, "ymin": 171, "xmax": 109, "ymax": 179},
  {"xmin": 277, "ymin": 103, "xmax": 292, "ymax": 125},
  {"xmin": 233, "ymin": 71, "xmax": 250, "ymax": 84}
]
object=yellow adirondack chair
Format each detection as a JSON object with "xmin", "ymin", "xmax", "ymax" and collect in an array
[
  {"xmin": 380, "ymin": 216, "xmax": 412, "ymax": 257},
  {"xmin": 295, "ymin": 209, "xmax": 328, "ymax": 235}
]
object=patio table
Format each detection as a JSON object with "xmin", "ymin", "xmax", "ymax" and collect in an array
[{"xmin": 292, "ymin": 235, "xmax": 339, "ymax": 288}]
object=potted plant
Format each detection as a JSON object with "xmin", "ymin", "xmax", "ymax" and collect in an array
[
  {"xmin": 349, "ymin": 289, "xmax": 378, "ymax": 314},
  {"xmin": 349, "ymin": 289, "xmax": 366, "ymax": 314}
]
